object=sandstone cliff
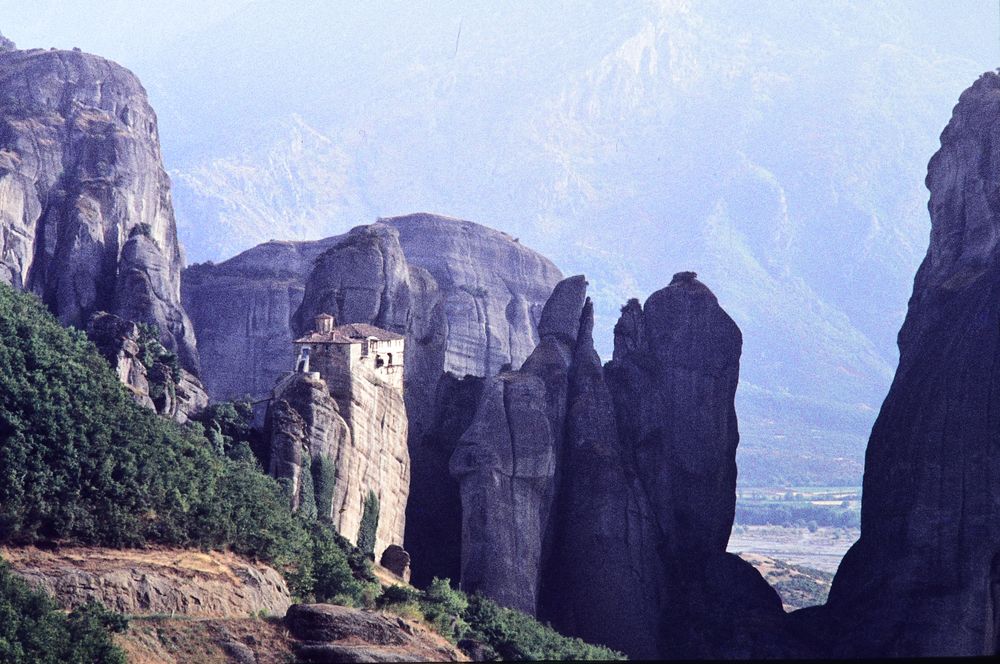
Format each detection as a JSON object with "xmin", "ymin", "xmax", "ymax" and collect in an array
[
  {"xmin": 0, "ymin": 47, "xmax": 199, "ymax": 372},
  {"xmin": 813, "ymin": 70, "xmax": 1000, "ymax": 658}
]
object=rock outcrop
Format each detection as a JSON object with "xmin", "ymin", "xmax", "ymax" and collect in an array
[
  {"xmin": 0, "ymin": 31, "xmax": 14, "ymax": 52},
  {"xmin": 0, "ymin": 48, "xmax": 199, "ymax": 372},
  {"xmin": 183, "ymin": 214, "xmax": 560, "ymax": 580},
  {"xmin": 3, "ymin": 547, "xmax": 290, "ymax": 618},
  {"xmin": 286, "ymin": 604, "xmax": 466, "ymax": 663},
  {"xmin": 450, "ymin": 273, "xmax": 786, "ymax": 659},
  {"xmin": 813, "ymin": 70, "xmax": 1000, "ymax": 658},
  {"xmin": 86, "ymin": 311, "xmax": 208, "ymax": 423},
  {"xmin": 264, "ymin": 369, "xmax": 408, "ymax": 560},
  {"xmin": 449, "ymin": 276, "xmax": 589, "ymax": 616},
  {"xmin": 264, "ymin": 373, "xmax": 350, "ymax": 520}
]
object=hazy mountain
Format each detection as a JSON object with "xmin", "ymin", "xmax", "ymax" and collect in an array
[{"xmin": 8, "ymin": 0, "xmax": 992, "ymax": 485}]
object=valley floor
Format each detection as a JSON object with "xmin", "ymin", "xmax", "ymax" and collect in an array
[{"xmin": 727, "ymin": 524, "xmax": 859, "ymax": 574}]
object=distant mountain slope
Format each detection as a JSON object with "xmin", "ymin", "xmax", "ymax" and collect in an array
[{"xmin": 143, "ymin": 0, "xmax": 989, "ymax": 485}]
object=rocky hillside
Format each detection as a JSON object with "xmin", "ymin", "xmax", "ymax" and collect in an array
[{"xmin": 0, "ymin": 47, "xmax": 198, "ymax": 373}]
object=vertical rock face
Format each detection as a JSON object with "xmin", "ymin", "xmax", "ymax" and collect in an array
[
  {"xmin": 265, "ymin": 373, "xmax": 350, "ymax": 520},
  {"xmin": 384, "ymin": 214, "xmax": 562, "ymax": 378},
  {"xmin": 451, "ymin": 272, "xmax": 784, "ymax": 659},
  {"xmin": 605, "ymin": 271, "xmax": 742, "ymax": 555},
  {"xmin": 265, "ymin": 368, "xmax": 408, "ymax": 559},
  {"xmin": 450, "ymin": 276, "xmax": 587, "ymax": 614},
  {"xmin": 0, "ymin": 48, "xmax": 198, "ymax": 372},
  {"xmin": 539, "ymin": 293, "xmax": 661, "ymax": 659},
  {"xmin": 292, "ymin": 223, "xmax": 412, "ymax": 337},
  {"xmin": 820, "ymin": 71, "xmax": 1000, "ymax": 657}
]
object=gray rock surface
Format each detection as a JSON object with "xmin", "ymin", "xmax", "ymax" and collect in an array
[
  {"xmin": 605, "ymin": 270, "xmax": 742, "ymax": 556},
  {"xmin": 816, "ymin": 70, "xmax": 1000, "ymax": 658},
  {"xmin": 86, "ymin": 311, "xmax": 207, "ymax": 423},
  {"xmin": 0, "ymin": 48, "xmax": 198, "ymax": 372},
  {"xmin": 183, "ymin": 213, "xmax": 560, "ymax": 580},
  {"xmin": 451, "ymin": 273, "xmax": 786, "ymax": 659},
  {"xmin": 264, "ymin": 372, "xmax": 350, "ymax": 519},
  {"xmin": 450, "ymin": 276, "xmax": 587, "ymax": 615}
]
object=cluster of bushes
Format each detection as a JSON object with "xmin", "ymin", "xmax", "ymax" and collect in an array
[
  {"xmin": 0, "ymin": 559, "xmax": 127, "ymax": 663},
  {"xmin": 377, "ymin": 578, "xmax": 625, "ymax": 661},
  {"xmin": 734, "ymin": 502, "xmax": 859, "ymax": 528}
]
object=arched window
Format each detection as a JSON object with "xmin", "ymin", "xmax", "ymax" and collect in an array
[{"xmin": 387, "ymin": 353, "xmax": 393, "ymax": 366}]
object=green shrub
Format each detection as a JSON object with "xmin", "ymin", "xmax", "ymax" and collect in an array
[
  {"xmin": 357, "ymin": 490, "xmax": 380, "ymax": 559},
  {"xmin": 462, "ymin": 592, "xmax": 625, "ymax": 661},
  {"xmin": 313, "ymin": 456, "xmax": 337, "ymax": 520},
  {"xmin": 0, "ymin": 559, "xmax": 127, "ymax": 663},
  {"xmin": 379, "ymin": 584, "xmax": 420, "ymax": 607},
  {"xmin": 419, "ymin": 577, "xmax": 468, "ymax": 640}
]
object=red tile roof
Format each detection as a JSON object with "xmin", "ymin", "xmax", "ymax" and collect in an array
[{"xmin": 294, "ymin": 322, "xmax": 404, "ymax": 344}]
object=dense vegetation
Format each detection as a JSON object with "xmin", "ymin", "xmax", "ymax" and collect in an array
[
  {"xmin": 0, "ymin": 283, "xmax": 305, "ymax": 561},
  {"xmin": 378, "ymin": 578, "xmax": 625, "ymax": 661},
  {"xmin": 0, "ymin": 559, "xmax": 127, "ymax": 663}
]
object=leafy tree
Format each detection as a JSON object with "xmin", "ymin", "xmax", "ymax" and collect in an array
[{"xmin": 357, "ymin": 489, "xmax": 380, "ymax": 559}]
